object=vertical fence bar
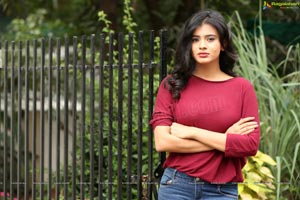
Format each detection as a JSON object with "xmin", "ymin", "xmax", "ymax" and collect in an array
[
  {"xmin": 55, "ymin": 38, "xmax": 61, "ymax": 200},
  {"xmin": 3, "ymin": 41, "xmax": 8, "ymax": 200},
  {"xmin": 0, "ymin": 45, "xmax": 1, "ymax": 197},
  {"xmin": 0, "ymin": 41, "xmax": 1, "ymax": 196},
  {"xmin": 107, "ymin": 32, "xmax": 114, "ymax": 200},
  {"xmin": 0, "ymin": 44, "xmax": 1, "ymax": 197},
  {"xmin": 98, "ymin": 33, "xmax": 105, "ymax": 200},
  {"xmin": 126, "ymin": 32, "xmax": 133, "ymax": 200},
  {"xmin": 17, "ymin": 41, "xmax": 22, "ymax": 200},
  {"xmin": 10, "ymin": 41, "xmax": 15, "ymax": 199},
  {"xmin": 63, "ymin": 36, "xmax": 69, "ymax": 199},
  {"xmin": 147, "ymin": 30, "xmax": 155, "ymax": 200},
  {"xmin": 117, "ymin": 32, "xmax": 124, "ymax": 200},
  {"xmin": 137, "ymin": 30, "xmax": 144, "ymax": 200},
  {"xmin": 80, "ymin": 35, "xmax": 86, "ymax": 200},
  {"xmin": 71, "ymin": 36, "xmax": 78, "ymax": 200},
  {"xmin": 24, "ymin": 40, "xmax": 30, "ymax": 200},
  {"xmin": 159, "ymin": 30, "xmax": 167, "ymax": 82},
  {"xmin": 48, "ymin": 37, "xmax": 53, "ymax": 200},
  {"xmin": 40, "ymin": 38, "xmax": 46, "ymax": 200},
  {"xmin": 158, "ymin": 30, "xmax": 167, "ymax": 165},
  {"xmin": 32, "ymin": 39, "xmax": 37, "ymax": 200},
  {"xmin": 89, "ymin": 34, "xmax": 95, "ymax": 199},
  {"xmin": 0, "ymin": 43, "xmax": 1, "ymax": 197}
]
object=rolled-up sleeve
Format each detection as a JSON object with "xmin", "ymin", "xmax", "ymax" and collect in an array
[
  {"xmin": 149, "ymin": 78, "xmax": 174, "ymax": 129},
  {"xmin": 225, "ymin": 84, "xmax": 260, "ymax": 157}
]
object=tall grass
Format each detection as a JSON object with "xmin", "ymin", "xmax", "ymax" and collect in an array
[{"xmin": 230, "ymin": 11, "xmax": 300, "ymax": 199}]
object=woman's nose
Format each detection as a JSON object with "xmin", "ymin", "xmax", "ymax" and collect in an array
[{"xmin": 199, "ymin": 40, "xmax": 207, "ymax": 49}]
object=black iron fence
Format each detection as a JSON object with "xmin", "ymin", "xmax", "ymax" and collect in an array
[{"xmin": 0, "ymin": 30, "xmax": 168, "ymax": 200}]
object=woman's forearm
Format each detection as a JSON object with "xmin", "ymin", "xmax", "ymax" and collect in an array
[
  {"xmin": 170, "ymin": 122, "xmax": 227, "ymax": 152},
  {"xmin": 154, "ymin": 126, "xmax": 214, "ymax": 153},
  {"xmin": 188, "ymin": 127, "xmax": 227, "ymax": 152},
  {"xmin": 170, "ymin": 118, "xmax": 258, "ymax": 153}
]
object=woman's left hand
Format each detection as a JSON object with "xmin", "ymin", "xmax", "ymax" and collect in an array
[{"xmin": 170, "ymin": 122, "xmax": 192, "ymax": 139}]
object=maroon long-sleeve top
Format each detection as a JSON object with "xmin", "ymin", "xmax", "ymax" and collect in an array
[{"xmin": 150, "ymin": 75, "xmax": 260, "ymax": 183}]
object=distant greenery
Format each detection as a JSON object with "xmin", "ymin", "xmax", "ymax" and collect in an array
[
  {"xmin": 1, "ymin": 0, "xmax": 298, "ymax": 70},
  {"xmin": 1, "ymin": 9, "xmax": 75, "ymax": 41}
]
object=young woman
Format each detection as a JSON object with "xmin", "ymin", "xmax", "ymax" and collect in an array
[{"xmin": 150, "ymin": 10, "xmax": 260, "ymax": 199}]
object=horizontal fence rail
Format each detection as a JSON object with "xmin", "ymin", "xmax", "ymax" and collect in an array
[{"xmin": 0, "ymin": 30, "xmax": 168, "ymax": 200}]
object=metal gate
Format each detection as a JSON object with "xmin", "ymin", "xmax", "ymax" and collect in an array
[{"xmin": 0, "ymin": 30, "xmax": 167, "ymax": 200}]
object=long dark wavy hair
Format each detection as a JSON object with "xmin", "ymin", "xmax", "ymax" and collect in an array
[{"xmin": 166, "ymin": 10, "xmax": 238, "ymax": 100}]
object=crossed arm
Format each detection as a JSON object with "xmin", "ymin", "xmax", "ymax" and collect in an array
[{"xmin": 154, "ymin": 117, "xmax": 258, "ymax": 153}]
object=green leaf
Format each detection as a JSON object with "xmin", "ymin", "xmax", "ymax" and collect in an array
[
  {"xmin": 260, "ymin": 166, "xmax": 275, "ymax": 179},
  {"xmin": 247, "ymin": 171, "xmax": 262, "ymax": 182},
  {"xmin": 239, "ymin": 192, "xmax": 254, "ymax": 200},
  {"xmin": 247, "ymin": 183, "xmax": 261, "ymax": 193},
  {"xmin": 256, "ymin": 151, "xmax": 276, "ymax": 166}
]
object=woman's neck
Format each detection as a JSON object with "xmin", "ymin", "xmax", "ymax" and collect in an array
[{"xmin": 193, "ymin": 64, "xmax": 232, "ymax": 81}]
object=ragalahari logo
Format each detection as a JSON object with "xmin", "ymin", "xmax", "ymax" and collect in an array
[
  {"xmin": 263, "ymin": 1, "xmax": 300, "ymax": 9},
  {"xmin": 263, "ymin": 1, "xmax": 272, "ymax": 10}
]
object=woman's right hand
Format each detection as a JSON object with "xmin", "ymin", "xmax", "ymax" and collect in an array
[{"xmin": 225, "ymin": 117, "xmax": 259, "ymax": 135}]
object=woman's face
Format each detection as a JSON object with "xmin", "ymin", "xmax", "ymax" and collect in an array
[{"xmin": 191, "ymin": 23, "xmax": 223, "ymax": 66}]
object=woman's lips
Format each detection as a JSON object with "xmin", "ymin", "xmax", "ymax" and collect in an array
[{"xmin": 198, "ymin": 53, "xmax": 209, "ymax": 58}]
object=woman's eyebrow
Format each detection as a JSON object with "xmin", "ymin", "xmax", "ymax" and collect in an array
[{"xmin": 192, "ymin": 34, "xmax": 218, "ymax": 37}]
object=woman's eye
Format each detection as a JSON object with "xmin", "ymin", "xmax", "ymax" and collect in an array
[
  {"xmin": 207, "ymin": 37, "xmax": 215, "ymax": 42},
  {"xmin": 192, "ymin": 38, "xmax": 199, "ymax": 42}
]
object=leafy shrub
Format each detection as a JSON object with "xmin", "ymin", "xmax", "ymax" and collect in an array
[{"xmin": 239, "ymin": 151, "xmax": 276, "ymax": 199}]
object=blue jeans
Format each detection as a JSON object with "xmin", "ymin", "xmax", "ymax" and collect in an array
[{"xmin": 158, "ymin": 168, "xmax": 238, "ymax": 200}]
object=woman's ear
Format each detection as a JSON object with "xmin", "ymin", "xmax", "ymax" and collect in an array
[
  {"xmin": 221, "ymin": 42, "xmax": 227, "ymax": 51},
  {"xmin": 221, "ymin": 38, "xmax": 228, "ymax": 51}
]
